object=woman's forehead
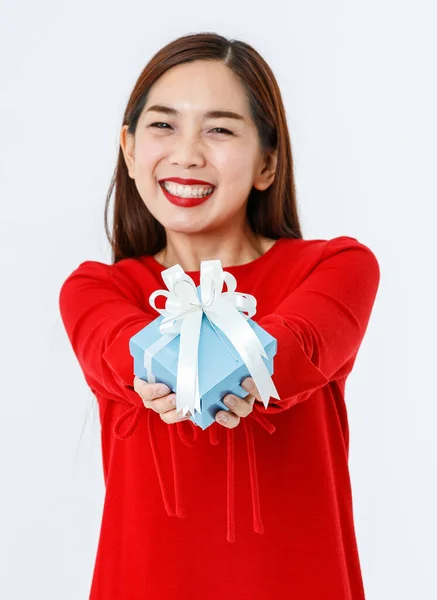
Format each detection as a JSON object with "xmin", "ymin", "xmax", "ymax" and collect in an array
[{"xmin": 144, "ymin": 61, "xmax": 250, "ymax": 115}]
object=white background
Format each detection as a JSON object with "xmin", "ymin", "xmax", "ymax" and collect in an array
[{"xmin": 1, "ymin": 1, "xmax": 436, "ymax": 598}]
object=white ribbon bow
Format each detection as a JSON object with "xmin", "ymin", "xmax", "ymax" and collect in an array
[{"xmin": 147, "ymin": 260, "xmax": 280, "ymax": 417}]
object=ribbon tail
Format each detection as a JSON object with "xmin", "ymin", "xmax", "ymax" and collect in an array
[
  {"xmin": 241, "ymin": 353, "xmax": 280, "ymax": 408},
  {"xmin": 207, "ymin": 304, "xmax": 280, "ymax": 408},
  {"xmin": 176, "ymin": 310, "xmax": 203, "ymax": 416}
]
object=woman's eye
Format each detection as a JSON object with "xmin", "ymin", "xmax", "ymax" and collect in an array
[
  {"xmin": 150, "ymin": 122, "xmax": 172, "ymax": 129},
  {"xmin": 211, "ymin": 127, "xmax": 233, "ymax": 135}
]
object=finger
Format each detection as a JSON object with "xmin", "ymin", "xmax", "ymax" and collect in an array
[
  {"xmin": 241, "ymin": 377, "xmax": 263, "ymax": 403},
  {"xmin": 215, "ymin": 408, "xmax": 240, "ymax": 429},
  {"xmin": 160, "ymin": 407, "xmax": 192, "ymax": 425},
  {"xmin": 134, "ymin": 376, "xmax": 171, "ymax": 403},
  {"xmin": 223, "ymin": 392, "xmax": 254, "ymax": 418},
  {"xmin": 143, "ymin": 392, "xmax": 178, "ymax": 415}
]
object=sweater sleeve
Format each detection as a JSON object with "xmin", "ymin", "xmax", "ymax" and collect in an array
[
  {"xmin": 256, "ymin": 236, "xmax": 380, "ymax": 415},
  {"xmin": 59, "ymin": 261, "xmax": 154, "ymax": 406}
]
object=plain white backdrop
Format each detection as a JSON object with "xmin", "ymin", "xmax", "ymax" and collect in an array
[{"xmin": 1, "ymin": 1, "xmax": 436, "ymax": 598}]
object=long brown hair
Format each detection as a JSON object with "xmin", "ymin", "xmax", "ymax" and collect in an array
[{"xmin": 104, "ymin": 32, "xmax": 303, "ymax": 264}]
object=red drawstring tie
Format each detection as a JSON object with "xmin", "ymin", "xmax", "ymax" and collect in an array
[{"xmin": 113, "ymin": 403, "xmax": 276, "ymax": 543}]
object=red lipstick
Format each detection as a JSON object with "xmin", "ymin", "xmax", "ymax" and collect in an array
[{"xmin": 160, "ymin": 177, "xmax": 215, "ymax": 186}]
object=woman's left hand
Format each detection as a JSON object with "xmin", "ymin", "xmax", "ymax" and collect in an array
[{"xmin": 215, "ymin": 377, "xmax": 261, "ymax": 429}]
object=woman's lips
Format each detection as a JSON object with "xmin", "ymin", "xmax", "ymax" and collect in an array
[{"xmin": 160, "ymin": 182, "xmax": 214, "ymax": 208}]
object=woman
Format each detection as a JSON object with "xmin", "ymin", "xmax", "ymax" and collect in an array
[{"xmin": 59, "ymin": 32, "xmax": 380, "ymax": 600}]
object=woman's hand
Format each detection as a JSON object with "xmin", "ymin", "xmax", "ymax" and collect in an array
[
  {"xmin": 134, "ymin": 375, "xmax": 261, "ymax": 428},
  {"xmin": 133, "ymin": 376, "xmax": 191, "ymax": 424},
  {"xmin": 215, "ymin": 377, "xmax": 261, "ymax": 429}
]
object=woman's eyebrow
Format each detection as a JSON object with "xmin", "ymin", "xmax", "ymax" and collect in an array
[{"xmin": 145, "ymin": 104, "xmax": 245, "ymax": 121}]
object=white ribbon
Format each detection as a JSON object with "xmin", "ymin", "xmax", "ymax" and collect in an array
[{"xmin": 145, "ymin": 260, "xmax": 280, "ymax": 417}]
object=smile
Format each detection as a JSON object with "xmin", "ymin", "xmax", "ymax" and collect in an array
[{"xmin": 159, "ymin": 181, "xmax": 215, "ymax": 208}]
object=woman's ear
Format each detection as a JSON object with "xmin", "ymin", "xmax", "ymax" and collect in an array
[
  {"xmin": 120, "ymin": 125, "xmax": 136, "ymax": 179},
  {"xmin": 253, "ymin": 148, "xmax": 278, "ymax": 191}
]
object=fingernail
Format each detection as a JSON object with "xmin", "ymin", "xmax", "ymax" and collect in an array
[
  {"xmin": 170, "ymin": 397, "xmax": 176, "ymax": 408},
  {"xmin": 224, "ymin": 396, "xmax": 236, "ymax": 407},
  {"xmin": 217, "ymin": 413, "xmax": 228, "ymax": 422},
  {"xmin": 158, "ymin": 386, "xmax": 170, "ymax": 396},
  {"xmin": 242, "ymin": 378, "xmax": 254, "ymax": 390},
  {"xmin": 178, "ymin": 409, "xmax": 191, "ymax": 419}
]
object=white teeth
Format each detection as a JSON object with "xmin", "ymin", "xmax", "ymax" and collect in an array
[{"xmin": 162, "ymin": 181, "xmax": 214, "ymax": 198}]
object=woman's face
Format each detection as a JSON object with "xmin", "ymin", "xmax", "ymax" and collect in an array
[{"xmin": 120, "ymin": 60, "xmax": 276, "ymax": 236}]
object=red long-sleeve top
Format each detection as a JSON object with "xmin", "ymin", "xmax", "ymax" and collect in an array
[{"xmin": 59, "ymin": 235, "xmax": 380, "ymax": 600}]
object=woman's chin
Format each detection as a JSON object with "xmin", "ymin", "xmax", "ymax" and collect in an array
[
  {"xmin": 150, "ymin": 201, "xmax": 234, "ymax": 236},
  {"xmin": 158, "ymin": 216, "xmax": 212, "ymax": 235}
]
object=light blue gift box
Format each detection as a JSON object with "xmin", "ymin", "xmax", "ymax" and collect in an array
[{"xmin": 129, "ymin": 306, "xmax": 277, "ymax": 430}]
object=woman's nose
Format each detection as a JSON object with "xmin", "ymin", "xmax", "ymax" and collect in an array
[{"xmin": 169, "ymin": 134, "xmax": 205, "ymax": 169}]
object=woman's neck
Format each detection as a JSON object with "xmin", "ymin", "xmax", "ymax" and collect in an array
[{"xmin": 153, "ymin": 229, "xmax": 276, "ymax": 272}]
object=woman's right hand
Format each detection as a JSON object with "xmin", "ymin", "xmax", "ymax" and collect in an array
[{"xmin": 133, "ymin": 376, "xmax": 192, "ymax": 424}]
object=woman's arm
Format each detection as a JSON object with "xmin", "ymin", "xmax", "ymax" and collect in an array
[
  {"xmin": 59, "ymin": 261, "xmax": 153, "ymax": 406},
  {"xmin": 59, "ymin": 237, "xmax": 380, "ymax": 416},
  {"xmin": 256, "ymin": 236, "xmax": 381, "ymax": 414}
]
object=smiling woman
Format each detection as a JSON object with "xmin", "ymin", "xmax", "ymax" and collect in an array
[{"xmin": 59, "ymin": 31, "xmax": 379, "ymax": 600}]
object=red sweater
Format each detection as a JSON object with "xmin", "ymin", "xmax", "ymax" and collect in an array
[{"xmin": 59, "ymin": 235, "xmax": 380, "ymax": 600}]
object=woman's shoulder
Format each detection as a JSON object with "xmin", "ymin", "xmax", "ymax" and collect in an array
[
  {"xmin": 61, "ymin": 253, "xmax": 158, "ymax": 281},
  {"xmin": 59, "ymin": 254, "xmax": 160, "ymax": 310},
  {"xmin": 260, "ymin": 234, "xmax": 380, "ymax": 287},
  {"xmin": 274, "ymin": 234, "xmax": 378, "ymax": 262}
]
